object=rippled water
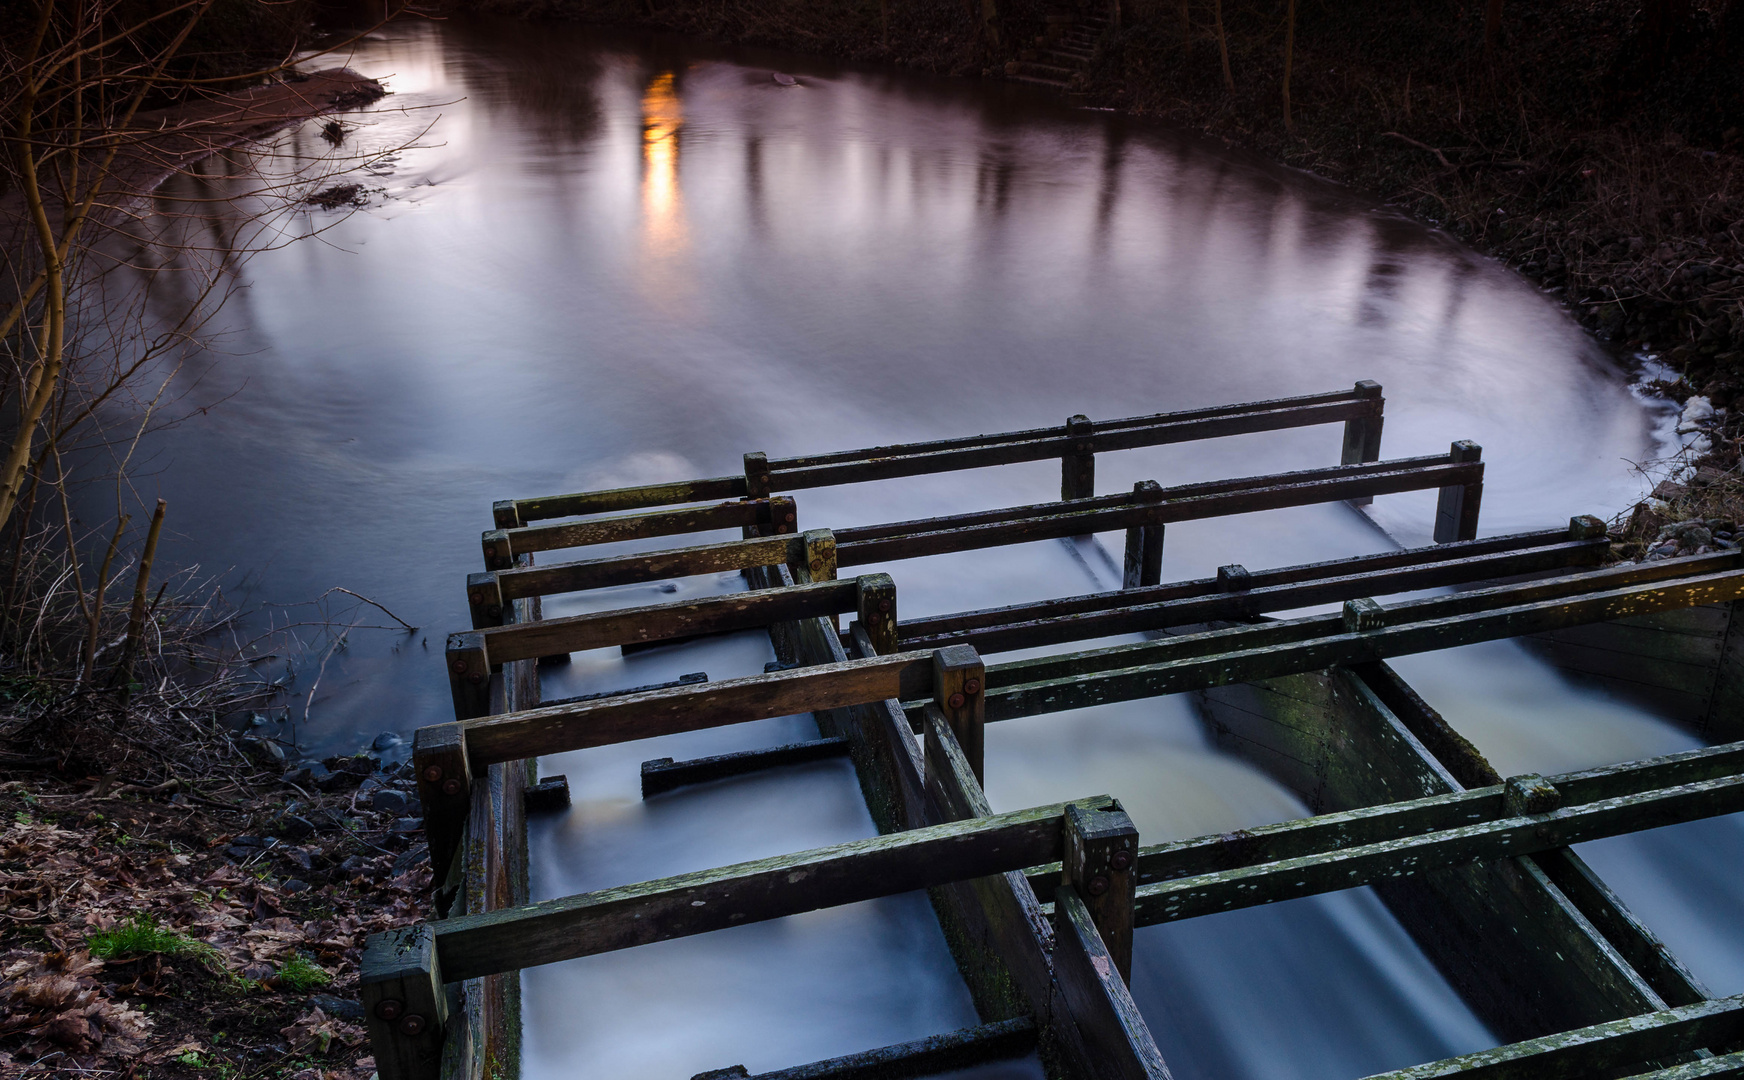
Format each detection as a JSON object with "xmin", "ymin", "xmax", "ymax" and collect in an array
[{"xmin": 107, "ymin": 14, "xmax": 1744, "ymax": 1078}]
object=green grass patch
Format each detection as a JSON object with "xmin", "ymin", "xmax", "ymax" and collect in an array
[
  {"xmin": 275, "ymin": 953, "xmax": 331, "ymax": 991},
  {"xmin": 87, "ymin": 913, "xmax": 225, "ymax": 971}
]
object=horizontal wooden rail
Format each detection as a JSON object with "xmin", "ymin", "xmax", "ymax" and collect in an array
[
  {"xmin": 1021, "ymin": 740, "xmax": 1744, "ymax": 924},
  {"xmin": 901, "ymin": 524, "xmax": 1608, "ymax": 653},
  {"xmin": 482, "ymin": 497, "xmax": 796, "ymax": 569},
  {"xmin": 494, "ymin": 384, "xmax": 1383, "ymax": 525},
  {"xmin": 427, "ymin": 795, "xmax": 1114, "ymax": 982},
  {"xmin": 489, "ymin": 534, "xmax": 802, "ymax": 602},
  {"xmin": 1353, "ymin": 995, "xmax": 1744, "ymax": 1079},
  {"xmin": 690, "ymin": 1017, "xmax": 1039, "ymax": 1080},
  {"xmin": 834, "ymin": 455, "xmax": 1481, "ymax": 566},
  {"xmin": 470, "ymin": 577, "xmax": 864, "ymax": 663},
  {"xmin": 977, "ymin": 552, "xmax": 1744, "ymax": 722},
  {"xmin": 453, "ymin": 649, "xmax": 943, "ymax": 763}
]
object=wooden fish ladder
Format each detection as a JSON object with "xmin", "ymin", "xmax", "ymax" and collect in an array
[{"xmin": 360, "ymin": 382, "xmax": 1744, "ymax": 1080}]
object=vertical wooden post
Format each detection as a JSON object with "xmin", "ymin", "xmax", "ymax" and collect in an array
[
  {"xmin": 803, "ymin": 528, "xmax": 838, "ymax": 582},
  {"xmin": 360, "ymin": 924, "xmax": 448, "ymax": 1080},
  {"xmin": 481, "ymin": 529, "xmax": 514, "ymax": 571},
  {"xmin": 413, "ymin": 722, "xmax": 473, "ymax": 891},
  {"xmin": 744, "ymin": 452, "xmax": 772, "ymax": 500},
  {"xmin": 933, "ymin": 644, "xmax": 985, "ymax": 785},
  {"xmin": 1569, "ymin": 515, "xmax": 1608, "ymax": 542},
  {"xmin": 1343, "ymin": 380, "xmax": 1385, "ymax": 507},
  {"xmin": 1062, "ymin": 802, "xmax": 1139, "ymax": 983},
  {"xmin": 1122, "ymin": 481, "xmax": 1165, "ymax": 589},
  {"xmin": 492, "ymin": 500, "xmax": 523, "ymax": 530},
  {"xmin": 446, "ymin": 631, "xmax": 492, "ymax": 720},
  {"xmin": 1433, "ymin": 441, "xmax": 1484, "ymax": 543},
  {"xmin": 856, "ymin": 574, "xmax": 899, "ymax": 655},
  {"xmin": 762, "ymin": 495, "xmax": 798, "ymax": 536},
  {"xmin": 467, "ymin": 572, "xmax": 506, "ymax": 629},
  {"xmin": 1062, "ymin": 414, "xmax": 1096, "ymax": 501},
  {"xmin": 1216, "ymin": 564, "xmax": 1251, "ymax": 591}
]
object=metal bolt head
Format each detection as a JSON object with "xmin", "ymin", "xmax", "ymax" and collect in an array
[
  {"xmin": 1087, "ymin": 874, "xmax": 1110, "ymax": 896},
  {"xmin": 948, "ymin": 692, "xmax": 966, "ymax": 709},
  {"xmin": 442, "ymin": 778, "xmax": 463, "ymax": 796},
  {"xmin": 469, "ymin": 591, "xmax": 483, "ymax": 605},
  {"xmin": 878, "ymin": 600, "xmax": 891, "ymax": 613},
  {"xmin": 374, "ymin": 997, "xmax": 405, "ymax": 1021},
  {"xmin": 484, "ymin": 545, "xmax": 497, "ymax": 558},
  {"xmin": 1110, "ymin": 849, "xmax": 1133, "ymax": 871},
  {"xmin": 809, "ymin": 560, "xmax": 823, "ymax": 572},
  {"xmin": 451, "ymin": 659, "xmax": 468, "ymax": 673},
  {"xmin": 398, "ymin": 1013, "xmax": 427, "ymax": 1037},
  {"xmin": 785, "ymin": 512, "xmax": 796, "ymax": 523},
  {"xmin": 421, "ymin": 765, "xmax": 443, "ymax": 783},
  {"xmin": 468, "ymin": 673, "xmax": 485, "ymax": 684},
  {"xmin": 963, "ymin": 678, "xmax": 981, "ymax": 695}
]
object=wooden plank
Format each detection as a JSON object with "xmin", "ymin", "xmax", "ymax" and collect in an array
[
  {"xmin": 836, "ymin": 459, "xmax": 1482, "ymax": 566},
  {"xmin": 1433, "ymin": 441, "xmax": 1485, "ymax": 543},
  {"xmin": 457, "ymin": 650, "xmax": 938, "ymax": 765},
  {"xmin": 898, "ymin": 529, "xmax": 1590, "ymax": 640},
  {"xmin": 494, "ymin": 534, "xmax": 801, "ymax": 600},
  {"xmin": 1129, "ymin": 772, "xmax": 1744, "ymax": 924},
  {"xmin": 639, "ymin": 737, "xmax": 851, "ymax": 798},
  {"xmin": 1062, "ymin": 803, "xmax": 1139, "ymax": 983},
  {"xmin": 1711, "ymin": 601, "xmax": 1744, "ymax": 741},
  {"xmin": 901, "ymin": 538, "xmax": 1609, "ymax": 654},
  {"xmin": 499, "ymin": 500, "xmax": 778, "ymax": 558},
  {"xmin": 430, "ymin": 796, "xmax": 1114, "ymax": 982},
  {"xmin": 513, "ymin": 475, "xmax": 748, "ymax": 522},
  {"xmin": 474, "ymin": 578, "xmax": 860, "ymax": 664},
  {"xmin": 690, "ymin": 1017, "xmax": 1039, "ymax": 1080},
  {"xmin": 1051, "ymin": 887, "xmax": 1173, "ymax": 1080},
  {"xmin": 360, "ymin": 925, "xmax": 449, "ymax": 1080},
  {"xmin": 981, "ymin": 561, "xmax": 1744, "ymax": 722},
  {"xmin": 1354, "ymin": 996, "xmax": 1744, "ymax": 1079},
  {"xmin": 1062, "ymin": 413, "xmax": 1096, "ymax": 500},
  {"xmin": 1618, "ymin": 1052, "xmax": 1744, "ymax": 1079}
]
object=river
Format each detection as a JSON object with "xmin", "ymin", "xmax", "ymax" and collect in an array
[{"xmin": 114, "ymin": 15, "xmax": 1743, "ymax": 1080}]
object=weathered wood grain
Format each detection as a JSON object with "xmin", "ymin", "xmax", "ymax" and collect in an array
[
  {"xmin": 1051, "ymin": 887, "xmax": 1173, "ymax": 1080},
  {"xmin": 431, "ymin": 797, "xmax": 1112, "ymax": 982},
  {"xmin": 360, "ymin": 925, "xmax": 448, "ymax": 1080},
  {"xmin": 691, "ymin": 1017, "xmax": 1039, "ymax": 1080},
  {"xmin": 639, "ymin": 737, "xmax": 851, "ymax": 798},
  {"xmin": 493, "ymin": 534, "xmax": 803, "ymax": 600},
  {"xmin": 1354, "ymin": 996, "xmax": 1744, "ymax": 1079}
]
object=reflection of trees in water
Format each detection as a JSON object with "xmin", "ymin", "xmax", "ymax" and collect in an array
[{"xmin": 441, "ymin": 19, "xmax": 605, "ymax": 148}]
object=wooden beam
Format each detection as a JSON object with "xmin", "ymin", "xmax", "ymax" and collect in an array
[
  {"xmin": 1354, "ymin": 996, "xmax": 1744, "ymax": 1079},
  {"xmin": 1434, "ymin": 440, "xmax": 1485, "ymax": 543},
  {"xmin": 360, "ymin": 925, "xmax": 449, "ymax": 1080},
  {"xmin": 855, "ymin": 573, "xmax": 898, "ymax": 655},
  {"xmin": 1051, "ymin": 887, "xmax": 1173, "ymax": 1080},
  {"xmin": 640, "ymin": 737, "xmax": 851, "ymax": 798},
  {"xmin": 472, "ymin": 578, "xmax": 860, "ymax": 664},
  {"xmin": 1062, "ymin": 413, "xmax": 1095, "ymax": 500},
  {"xmin": 1062, "ymin": 803, "xmax": 1139, "ymax": 983},
  {"xmin": 492, "ymin": 534, "xmax": 802, "ymax": 601},
  {"xmin": 413, "ymin": 723, "xmax": 473, "ymax": 887},
  {"xmin": 1617, "ymin": 1052, "xmax": 1744, "ymax": 1079},
  {"xmin": 429, "ymin": 796, "xmax": 1114, "ymax": 982},
  {"xmin": 495, "ymin": 499, "xmax": 783, "ymax": 561},
  {"xmin": 513, "ymin": 475, "xmax": 749, "ymax": 522},
  {"xmin": 688, "ymin": 1018, "xmax": 1038, "ymax": 1080},
  {"xmin": 933, "ymin": 645, "xmax": 986, "ymax": 784},
  {"xmin": 457, "ymin": 650, "xmax": 940, "ymax": 766},
  {"xmin": 1121, "ymin": 481, "xmax": 1164, "ymax": 589},
  {"xmin": 445, "ymin": 631, "xmax": 491, "ymax": 721},
  {"xmin": 1342, "ymin": 379, "xmax": 1385, "ymax": 506}
]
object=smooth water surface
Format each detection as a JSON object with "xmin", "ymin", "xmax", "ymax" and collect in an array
[{"xmin": 106, "ymin": 15, "xmax": 1744, "ymax": 1079}]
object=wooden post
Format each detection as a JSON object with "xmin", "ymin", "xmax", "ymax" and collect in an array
[
  {"xmin": 744, "ymin": 452, "xmax": 772, "ymax": 500},
  {"xmin": 446, "ymin": 631, "xmax": 492, "ymax": 721},
  {"xmin": 492, "ymin": 500, "xmax": 522, "ymax": 530},
  {"xmin": 360, "ymin": 924, "xmax": 448, "ymax": 1080},
  {"xmin": 803, "ymin": 528, "xmax": 838, "ymax": 582},
  {"xmin": 481, "ymin": 529, "xmax": 514, "ymax": 571},
  {"xmin": 933, "ymin": 644, "xmax": 986, "ymax": 785},
  {"xmin": 763, "ymin": 495, "xmax": 798, "ymax": 536},
  {"xmin": 467, "ymin": 572, "xmax": 506, "ymax": 629},
  {"xmin": 856, "ymin": 574, "xmax": 899, "ymax": 655},
  {"xmin": 1062, "ymin": 802, "xmax": 1139, "ymax": 983},
  {"xmin": 1062, "ymin": 414, "xmax": 1096, "ymax": 501},
  {"xmin": 1342, "ymin": 597, "xmax": 1385, "ymax": 632},
  {"xmin": 1122, "ymin": 481, "xmax": 1164, "ymax": 589},
  {"xmin": 1216, "ymin": 564, "xmax": 1251, "ymax": 591},
  {"xmin": 1433, "ymin": 441, "xmax": 1484, "ymax": 543},
  {"xmin": 413, "ymin": 723, "xmax": 474, "ymax": 897},
  {"xmin": 1343, "ymin": 380, "xmax": 1385, "ymax": 507},
  {"xmin": 1569, "ymin": 514, "xmax": 1608, "ymax": 542}
]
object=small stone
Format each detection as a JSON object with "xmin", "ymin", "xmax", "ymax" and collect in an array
[
  {"xmin": 241, "ymin": 962, "xmax": 275, "ymax": 982},
  {"xmin": 371, "ymin": 731, "xmax": 403, "ymax": 752},
  {"xmin": 282, "ymin": 762, "xmax": 333, "ymax": 789},
  {"xmin": 337, "ymin": 855, "xmax": 372, "ymax": 876},
  {"xmin": 370, "ymin": 790, "xmax": 410, "ymax": 816},
  {"xmin": 240, "ymin": 737, "xmax": 286, "ymax": 766},
  {"xmin": 231, "ymin": 835, "xmax": 267, "ymax": 848},
  {"xmin": 392, "ymin": 816, "xmax": 424, "ymax": 834},
  {"xmin": 391, "ymin": 844, "xmax": 429, "ymax": 877},
  {"xmin": 323, "ymin": 753, "xmax": 380, "ymax": 777},
  {"xmin": 168, "ymin": 793, "xmax": 190, "ymax": 807},
  {"xmin": 277, "ymin": 814, "xmax": 317, "ymax": 840},
  {"xmin": 316, "ymin": 769, "xmax": 363, "ymax": 793},
  {"xmin": 1652, "ymin": 480, "xmax": 1689, "ymax": 501},
  {"xmin": 282, "ymin": 848, "xmax": 313, "ymax": 872},
  {"xmin": 282, "ymin": 879, "xmax": 311, "ymax": 894},
  {"xmin": 226, "ymin": 845, "xmax": 260, "ymax": 861},
  {"xmin": 1654, "ymin": 543, "xmax": 1679, "ymax": 556}
]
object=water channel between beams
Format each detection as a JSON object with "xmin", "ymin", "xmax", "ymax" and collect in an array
[{"xmin": 112, "ymin": 14, "xmax": 1744, "ymax": 1080}]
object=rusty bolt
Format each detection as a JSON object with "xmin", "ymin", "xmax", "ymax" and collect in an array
[
  {"xmin": 469, "ymin": 591, "xmax": 483, "ymax": 605},
  {"xmin": 948, "ymin": 692, "xmax": 966, "ymax": 709},
  {"xmin": 421, "ymin": 765, "xmax": 443, "ymax": 783},
  {"xmin": 484, "ymin": 545, "xmax": 497, "ymax": 558},
  {"xmin": 809, "ymin": 560, "xmax": 823, "ymax": 572},
  {"xmin": 451, "ymin": 659, "xmax": 469, "ymax": 673},
  {"xmin": 1087, "ymin": 874, "xmax": 1110, "ymax": 896},
  {"xmin": 398, "ymin": 1013, "xmax": 427, "ymax": 1037},
  {"xmin": 468, "ymin": 673, "xmax": 485, "ymax": 684},
  {"xmin": 442, "ymin": 778, "xmax": 463, "ymax": 796},
  {"xmin": 878, "ymin": 600, "xmax": 891, "ymax": 613},
  {"xmin": 963, "ymin": 678, "xmax": 981, "ymax": 695},
  {"xmin": 487, "ymin": 605, "xmax": 502, "ymax": 618},
  {"xmin": 786, "ymin": 512, "xmax": 796, "ymax": 523},
  {"xmin": 1110, "ymin": 848, "xmax": 1133, "ymax": 871},
  {"xmin": 374, "ymin": 998, "xmax": 405, "ymax": 1022}
]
